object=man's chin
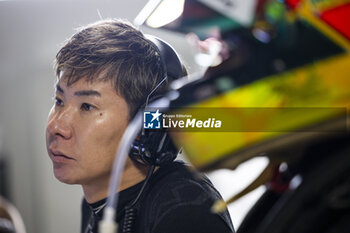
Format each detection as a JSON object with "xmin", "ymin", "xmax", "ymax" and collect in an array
[{"xmin": 54, "ymin": 170, "xmax": 79, "ymax": 184}]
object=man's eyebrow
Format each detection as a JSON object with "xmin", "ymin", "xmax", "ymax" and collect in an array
[
  {"xmin": 56, "ymin": 84, "xmax": 64, "ymax": 93},
  {"xmin": 55, "ymin": 84, "xmax": 101, "ymax": 97},
  {"xmin": 74, "ymin": 90, "xmax": 101, "ymax": 97}
]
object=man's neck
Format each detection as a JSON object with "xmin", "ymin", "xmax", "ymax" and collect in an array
[{"xmin": 82, "ymin": 158, "xmax": 148, "ymax": 204}]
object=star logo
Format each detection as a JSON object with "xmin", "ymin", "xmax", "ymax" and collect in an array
[
  {"xmin": 150, "ymin": 109, "xmax": 162, "ymax": 122},
  {"xmin": 143, "ymin": 109, "xmax": 162, "ymax": 129}
]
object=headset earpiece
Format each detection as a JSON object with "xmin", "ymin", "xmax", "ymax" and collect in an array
[
  {"xmin": 129, "ymin": 35, "xmax": 185, "ymax": 166},
  {"xmin": 130, "ymin": 127, "xmax": 178, "ymax": 166},
  {"xmin": 145, "ymin": 35, "xmax": 185, "ymax": 80}
]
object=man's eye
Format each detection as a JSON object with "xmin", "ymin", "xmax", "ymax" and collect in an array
[
  {"xmin": 81, "ymin": 103, "xmax": 94, "ymax": 111},
  {"xmin": 55, "ymin": 97, "xmax": 63, "ymax": 106}
]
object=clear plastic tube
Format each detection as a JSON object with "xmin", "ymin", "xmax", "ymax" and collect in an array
[{"xmin": 100, "ymin": 97, "xmax": 171, "ymax": 233}]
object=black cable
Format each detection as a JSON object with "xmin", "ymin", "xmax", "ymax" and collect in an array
[{"xmin": 122, "ymin": 165, "xmax": 156, "ymax": 233}]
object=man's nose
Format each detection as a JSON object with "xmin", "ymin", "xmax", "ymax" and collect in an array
[{"xmin": 47, "ymin": 107, "xmax": 73, "ymax": 140}]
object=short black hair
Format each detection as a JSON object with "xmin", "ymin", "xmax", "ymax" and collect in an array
[{"xmin": 55, "ymin": 19, "xmax": 169, "ymax": 118}]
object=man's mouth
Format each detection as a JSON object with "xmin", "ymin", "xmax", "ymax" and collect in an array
[{"xmin": 50, "ymin": 149, "xmax": 75, "ymax": 161}]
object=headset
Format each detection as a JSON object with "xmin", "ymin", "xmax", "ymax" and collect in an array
[
  {"xmin": 129, "ymin": 34, "xmax": 186, "ymax": 167},
  {"xmin": 118, "ymin": 35, "xmax": 186, "ymax": 233}
]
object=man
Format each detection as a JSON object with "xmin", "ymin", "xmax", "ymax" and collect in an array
[{"xmin": 46, "ymin": 19, "xmax": 234, "ymax": 233}]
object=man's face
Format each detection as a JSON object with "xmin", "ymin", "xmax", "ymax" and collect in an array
[{"xmin": 46, "ymin": 77, "xmax": 129, "ymax": 185}]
